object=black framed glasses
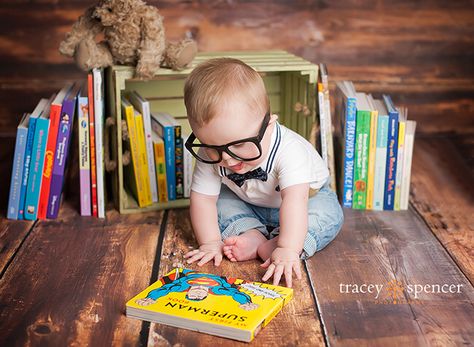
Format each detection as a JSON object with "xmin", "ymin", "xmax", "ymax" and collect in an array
[{"xmin": 185, "ymin": 111, "xmax": 270, "ymax": 164}]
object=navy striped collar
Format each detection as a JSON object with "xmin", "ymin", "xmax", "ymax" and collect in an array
[{"xmin": 218, "ymin": 121, "xmax": 282, "ymax": 177}]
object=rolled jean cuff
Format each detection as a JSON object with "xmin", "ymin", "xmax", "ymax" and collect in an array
[{"xmin": 220, "ymin": 217, "xmax": 269, "ymax": 240}]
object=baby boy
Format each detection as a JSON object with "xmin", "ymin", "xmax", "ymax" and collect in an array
[{"xmin": 183, "ymin": 58, "xmax": 344, "ymax": 287}]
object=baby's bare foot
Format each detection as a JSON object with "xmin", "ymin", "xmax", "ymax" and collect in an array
[
  {"xmin": 223, "ymin": 229, "xmax": 267, "ymax": 262},
  {"xmin": 257, "ymin": 236, "xmax": 279, "ymax": 261}
]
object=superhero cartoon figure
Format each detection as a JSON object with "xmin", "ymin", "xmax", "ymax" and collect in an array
[{"xmin": 136, "ymin": 269, "xmax": 258, "ymax": 311}]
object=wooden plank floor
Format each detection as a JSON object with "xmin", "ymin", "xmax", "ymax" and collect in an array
[{"xmin": 0, "ymin": 134, "xmax": 473, "ymax": 346}]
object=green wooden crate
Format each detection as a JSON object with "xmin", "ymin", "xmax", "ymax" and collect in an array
[{"xmin": 106, "ymin": 50, "xmax": 336, "ymax": 214}]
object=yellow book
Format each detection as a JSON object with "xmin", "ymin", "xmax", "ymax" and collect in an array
[
  {"xmin": 152, "ymin": 132, "xmax": 168, "ymax": 202},
  {"xmin": 121, "ymin": 98, "xmax": 147, "ymax": 207},
  {"xmin": 135, "ymin": 110, "xmax": 152, "ymax": 205},
  {"xmin": 394, "ymin": 107, "xmax": 407, "ymax": 211},
  {"xmin": 126, "ymin": 268, "xmax": 293, "ymax": 342},
  {"xmin": 366, "ymin": 96, "xmax": 378, "ymax": 210}
]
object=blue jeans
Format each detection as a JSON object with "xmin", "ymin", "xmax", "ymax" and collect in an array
[{"xmin": 216, "ymin": 181, "xmax": 344, "ymax": 259}]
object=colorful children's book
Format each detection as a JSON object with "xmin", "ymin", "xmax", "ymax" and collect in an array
[
  {"xmin": 128, "ymin": 91, "xmax": 158, "ymax": 203},
  {"xmin": 394, "ymin": 107, "xmax": 407, "ymax": 211},
  {"xmin": 93, "ymin": 68, "xmax": 106, "ymax": 218},
  {"xmin": 126, "ymin": 268, "xmax": 293, "ymax": 342},
  {"xmin": 335, "ymin": 81, "xmax": 357, "ymax": 208},
  {"xmin": 365, "ymin": 95, "xmax": 378, "ymax": 210},
  {"xmin": 18, "ymin": 99, "xmax": 49, "ymax": 220},
  {"xmin": 372, "ymin": 99, "xmax": 389, "ymax": 211},
  {"xmin": 152, "ymin": 132, "xmax": 168, "ymax": 203},
  {"xmin": 134, "ymin": 108, "xmax": 152, "ymax": 205},
  {"xmin": 78, "ymin": 85, "xmax": 92, "ymax": 216},
  {"xmin": 7, "ymin": 113, "xmax": 30, "ymax": 220},
  {"xmin": 37, "ymin": 83, "xmax": 73, "ymax": 220},
  {"xmin": 87, "ymin": 73, "xmax": 98, "ymax": 217},
  {"xmin": 400, "ymin": 120, "xmax": 417, "ymax": 210},
  {"xmin": 122, "ymin": 97, "xmax": 149, "ymax": 208},
  {"xmin": 47, "ymin": 82, "xmax": 81, "ymax": 219},
  {"xmin": 352, "ymin": 93, "xmax": 371, "ymax": 210},
  {"xmin": 383, "ymin": 95, "xmax": 399, "ymax": 210},
  {"xmin": 151, "ymin": 112, "xmax": 177, "ymax": 201},
  {"xmin": 174, "ymin": 124, "xmax": 184, "ymax": 199},
  {"xmin": 24, "ymin": 96, "xmax": 54, "ymax": 220}
]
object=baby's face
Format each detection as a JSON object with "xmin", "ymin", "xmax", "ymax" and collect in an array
[{"xmin": 192, "ymin": 100, "xmax": 276, "ymax": 174}]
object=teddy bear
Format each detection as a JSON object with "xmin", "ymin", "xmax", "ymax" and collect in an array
[{"xmin": 59, "ymin": 0, "xmax": 197, "ymax": 79}]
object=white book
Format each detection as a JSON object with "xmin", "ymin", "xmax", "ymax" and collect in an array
[
  {"xmin": 317, "ymin": 81, "xmax": 328, "ymax": 165},
  {"xmin": 400, "ymin": 120, "xmax": 417, "ymax": 210},
  {"xmin": 128, "ymin": 91, "xmax": 158, "ymax": 203},
  {"xmin": 93, "ymin": 68, "xmax": 105, "ymax": 218}
]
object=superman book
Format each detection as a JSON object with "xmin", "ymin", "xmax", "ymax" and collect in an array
[{"xmin": 126, "ymin": 268, "xmax": 293, "ymax": 342}]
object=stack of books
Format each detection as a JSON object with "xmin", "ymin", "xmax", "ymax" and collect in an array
[
  {"xmin": 121, "ymin": 92, "xmax": 193, "ymax": 207},
  {"xmin": 8, "ymin": 68, "xmax": 107, "ymax": 219},
  {"xmin": 335, "ymin": 81, "xmax": 417, "ymax": 211}
]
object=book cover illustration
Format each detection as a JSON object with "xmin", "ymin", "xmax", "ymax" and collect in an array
[{"xmin": 126, "ymin": 268, "xmax": 293, "ymax": 342}]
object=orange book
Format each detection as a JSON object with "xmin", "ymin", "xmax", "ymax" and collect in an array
[
  {"xmin": 37, "ymin": 83, "xmax": 72, "ymax": 219},
  {"xmin": 88, "ymin": 73, "xmax": 98, "ymax": 217}
]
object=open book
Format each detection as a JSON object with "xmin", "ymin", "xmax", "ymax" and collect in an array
[{"xmin": 126, "ymin": 268, "xmax": 293, "ymax": 342}]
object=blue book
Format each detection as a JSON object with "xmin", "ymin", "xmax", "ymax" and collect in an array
[
  {"xmin": 7, "ymin": 113, "xmax": 30, "ymax": 220},
  {"xmin": 372, "ymin": 99, "xmax": 389, "ymax": 211},
  {"xmin": 383, "ymin": 95, "xmax": 399, "ymax": 210},
  {"xmin": 24, "ymin": 97, "xmax": 54, "ymax": 220},
  {"xmin": 151, "ymin": 112, "xmax": 177, "ymax": 201},
  {"xmin": 336, "ymin": 81, "xmax": 357, "ymax": 208},
  {"xmin": 18, "ymin": 99, "xmax": 49, "ymax": 220}
]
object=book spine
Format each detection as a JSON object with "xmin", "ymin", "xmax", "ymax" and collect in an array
[
  {"xmin": 175, "ymin": 125, "xmax": 184, "ymax": 199},
  {"xmin": 124, "ymin": 105, "xmax": 146, "ymax": 207},
  {"xmin": 317, "ymin": 83, "xmax": 328, "ymax": 165},
  {"xmin": 164, "ymin": 126, "xmax": 176, "ymax": 201},
  {"xmin": 341, "ymin": 97, "xmax": 357, "ymax": 208},
  {"xmin": 383, "ymin": 110, "xmax": 399, "ymax": 210},
  {"xmin": 78, "ymin": 96, "xmax": 92, "ymax": 216},
  {"xmin": 18, "ymin": 116, "xmax": 38, "ymax": 219},
  {"xmin": 154, "ymin": 140, "xmax": 168, "ymax": 202},
  {"xmin": 24, "ymin": 117, "xmax": 50, "ymax": 220},
  {"xmin": 135, "ymin": 113, "xmax": 152, "ymax": 205},
  {"xmin": 47, "ymin": 97, "xmax": 76, "ymax": 219},
  {"xmin": 352, "ymin": 111, "xmax": 370, "ymax": 209},
  {"xmin": 37, "ymin": 103, "xmax": 61, "ymax": 219},
  {"xmin": 365, "ymin": 110, "xmax": 378, "ymax": 210},
  {"xmin": 7, "ymin": 126, "xmax": 28, "ymax": 219},
  {"xmin": 372, "ymin": 115, "xmax": 389, "ymax": 211},
  {"xmin": 88, "ymin": 74, "xmax": 98, "ymax": 217},
  {"xmin": 394, "ymin": 119, "xmax": 406, "ymax": 211},
  {"xmin": 183, "ymin": 135, "xmax": 193, "ymax": 199},
  {"xmin": 141, "ymin": 101, "xmax": 158, "ymax": 203},
  {"xmin": 93, "ymin": 68, "xmax": 105, "ymax": 218},
  {"xmin": 400, "ymin": 122, "xmax": 416, "ymax": 210}
]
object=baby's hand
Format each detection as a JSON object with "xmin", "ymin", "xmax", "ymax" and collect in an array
[
  {"xmin": 261, "ymin": 247, "xmax": 302, "ymax": 288},
  {"xmin": 184, "ymin": 241, "xmax": 224, "ymax": 266}
]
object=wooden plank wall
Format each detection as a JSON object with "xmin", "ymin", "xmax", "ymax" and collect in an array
[{"xmin": 0, "ymin": 0, "xmax": 473, "ymax": 136}]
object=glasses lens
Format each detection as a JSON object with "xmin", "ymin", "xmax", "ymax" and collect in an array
[
  {"xmin": 228, "ymin": 141, "xmax": 261, "ymax": 160},
  {"xmin": 203, "ymin": 147, "xmax": 221, "ymax": 162}
]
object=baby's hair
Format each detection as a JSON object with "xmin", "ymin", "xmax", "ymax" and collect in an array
[{"xmin": 184, "ymin": 58, "xmax": 269, "ymax": 127}]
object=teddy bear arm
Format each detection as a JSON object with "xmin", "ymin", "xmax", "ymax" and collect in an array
[
  {"xmin": 135, "ymin": 9, "xmax": 166, "ymax": 79},
  {"xmin": 59, "ymin": 6, "xmax": 104, "ymax": 57}
]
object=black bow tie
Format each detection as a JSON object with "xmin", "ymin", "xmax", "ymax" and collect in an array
[{"xmin": 226, "ymin": 167, "xmax": 268, "ymax": 187}]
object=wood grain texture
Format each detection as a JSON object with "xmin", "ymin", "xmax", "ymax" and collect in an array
[
  {"xmin": 146, "ymin": 208, "xmax": 325, "ymax": 346},
  {"xmin": 410, "ymin": 136, "xmax": 474, "ymax": 284},
  {"xmin": 0, "ymin": 1, "xmax": 473, "ymax": 134},
  {"xmin": 0, "ymin": 197, "xmax": 165, "ymax": 346},
  {"xmin": 305, "ymin": 208, "xmax": 474, "ymax": 346}
]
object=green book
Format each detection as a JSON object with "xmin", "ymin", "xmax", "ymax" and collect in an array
[{"xmin": 352, "ymin": 93, "xmax": 371, "ymax": 209}]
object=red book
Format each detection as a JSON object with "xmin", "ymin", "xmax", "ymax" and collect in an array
[
  {"xmin": 37, "ymin": 83, "xmax": 73, "ymax": 219},
  {"xmin": 88, "ymin": 73, "xmax": 98, "ymax": 217}
]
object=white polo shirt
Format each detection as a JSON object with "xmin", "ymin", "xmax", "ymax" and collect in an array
[{"xmin": 190, "ymin": 121, "xmax": 329, "ymax": 208}]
